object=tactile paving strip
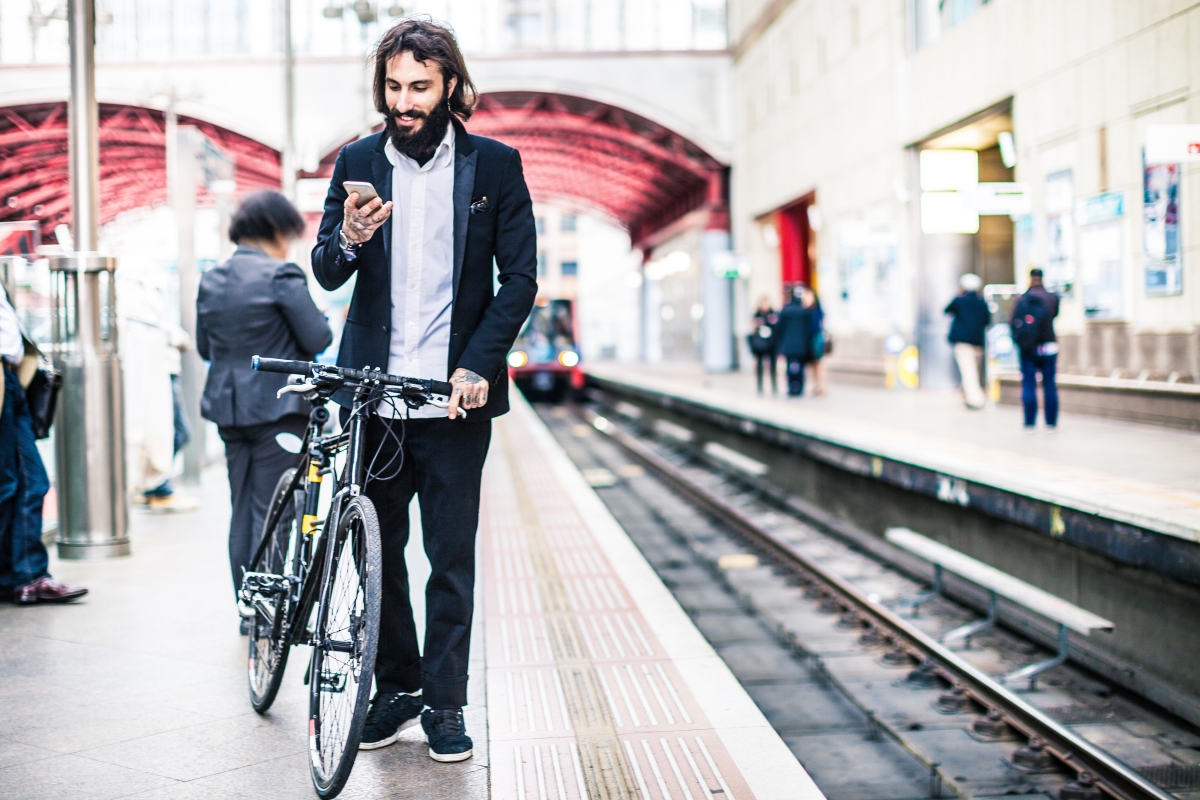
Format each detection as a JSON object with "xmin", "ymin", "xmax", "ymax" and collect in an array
[{"xmin": 483, "ymin": 415, "xmax": 755, "ymax": 800}]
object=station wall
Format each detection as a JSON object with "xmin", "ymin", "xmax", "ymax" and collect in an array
[{"xmin": 730, "ymin": 0, "xmax": 1200, "ymax": 385}]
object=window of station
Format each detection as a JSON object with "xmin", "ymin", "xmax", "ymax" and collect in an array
[
  {"xmin": 535, "ymin": 217, "xmax": 546, "ymax": 235},
  {"xmin": 536, "ymin": 253, "xmax": 547, "ymax": 276},
  {"xmin": 561, "ymin": 260, "xmax": 578, "ymax": 276},
  {"xmin": 560, "ymin": 215, "xmax": 577, "ymax": 232},
  {"xmin": 913, "ymin": 0, "xmax": 992, "ymax": 50}
]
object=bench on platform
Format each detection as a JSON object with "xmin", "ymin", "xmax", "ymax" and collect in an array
[{"xmin": 885, "ymin": 527, "xmax": 1114, "ymax": 689}]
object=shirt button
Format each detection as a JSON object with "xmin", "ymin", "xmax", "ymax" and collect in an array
[{"xmin": 409, "ymin": 282, "xmax": 416, "ymax": 289}]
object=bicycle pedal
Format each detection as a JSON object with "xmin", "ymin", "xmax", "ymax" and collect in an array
[
  {"xmin": 319, "ymin": 671, "xmax": 348, "ymax": 693},
  {"xmin": 241, "ymin": 572, "xmax": 289, "ymax": 596}
]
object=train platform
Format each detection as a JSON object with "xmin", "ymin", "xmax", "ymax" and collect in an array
[
  {"xmin": 0, "ymin": 393, "xmax": 817, "ymax": 800},
  {"xmin": 585, "ymin": 362, "xmax": 1200, "ymax": 571}
]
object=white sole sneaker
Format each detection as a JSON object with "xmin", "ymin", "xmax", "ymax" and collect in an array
[
  {"xmin": 358, "ymin": 716, "xmax": 420, "ymax": 750},
  {"xmin": 429, "ymin": 747, "xmax": 473, "ymax": 763}
]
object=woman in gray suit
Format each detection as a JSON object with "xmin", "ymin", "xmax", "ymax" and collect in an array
[{"xmin": 196, "ymin": 191, "xmax": 332, "ymax": 631}]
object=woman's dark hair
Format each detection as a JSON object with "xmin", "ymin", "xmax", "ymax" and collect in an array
[
  {"xmin": 228, "ymin": 191, "xmax": 305, "ymax": 245},
  {"xmin": 372, "ymin": 18, "xmax": 477, "ymax": 121}
]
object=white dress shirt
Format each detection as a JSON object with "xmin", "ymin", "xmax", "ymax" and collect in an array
[
  {"xmin": 0, "ymin": 286, "xmax": 25, "ymax": 366},
  {"xmin": 381, "ymin": 123, "xmax": 456, "ymax": 419}
]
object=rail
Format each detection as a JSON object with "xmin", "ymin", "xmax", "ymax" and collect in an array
[{"xmin": 584, "ymin": 406, "xmax": 1175, "ymax": 800}]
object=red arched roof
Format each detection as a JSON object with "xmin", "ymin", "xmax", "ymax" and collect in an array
[
  {"xmin": 303, "ymin": 92, "xmax": 724, "ymax": 247},
  {"xmin": 0, "ymin": 102, "xmax": 281, "ymax": 244}
]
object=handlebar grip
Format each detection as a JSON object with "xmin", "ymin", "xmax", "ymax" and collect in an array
[
  {"xmin": 431, "ymin": 380, "xmax": 453, "ymax": 397},
  {"xmin": 252, "ymin": 356, "xmax": 314, "ymax": 376}
]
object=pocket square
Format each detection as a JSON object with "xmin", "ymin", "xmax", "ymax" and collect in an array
[{"xmin": 470, "ymin": 196, "xmax": 490, "ymax": 214}]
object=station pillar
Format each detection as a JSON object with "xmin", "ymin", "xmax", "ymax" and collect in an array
[{"xmin": 701, "ymin": 170, "xmax": 734, "ymax": 372}]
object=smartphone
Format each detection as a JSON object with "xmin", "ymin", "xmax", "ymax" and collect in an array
[{"xmin": 343, "ymin": 181, "xmax": 379, "ymax": 209}]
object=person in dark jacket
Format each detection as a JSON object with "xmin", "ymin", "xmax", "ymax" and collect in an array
[
  {"xmin": 196, "ymin": 191, "xmax": 333, "ymax": 622},
  {"xmin": 804, "ymin": 287, "xmax": 828, "ymax": 397},
  {"xmin": 944, "ymin": 273, "xmax": 988, "ymax": 410},
  {"xmin": 308, "ymin": 20, "xmax": 537, "ymax": 761},
  {"xmin": 1011, "ymin": 268, "xmax": 1060, "ymax": 427},
  {"xmin": 749, "ymin": 296, "xmax": 777, "ymax": 394},
  {"xmin": 774, "ymin": 285, "xmax": 814, "ymax": 397}
]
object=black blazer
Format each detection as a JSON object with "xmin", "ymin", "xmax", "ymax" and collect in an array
[
  {"xmin": 197, "ymin": 246, "xmax": 333, "ymax": 427},
  {"xmin": 310, "ymin": 120, "xmax": 538, "ymax": 420}
]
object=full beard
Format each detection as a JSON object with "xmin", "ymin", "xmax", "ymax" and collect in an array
[{"xmin": 385, "ymin": 97, "xmax": 453, "ymax": 165}]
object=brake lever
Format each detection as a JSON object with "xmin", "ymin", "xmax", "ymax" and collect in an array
[{"xmin": 277, "ymin": 381, "xmax": 317, "ymax": 398}]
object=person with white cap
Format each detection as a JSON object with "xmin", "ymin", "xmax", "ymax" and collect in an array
[{"xmin": 944, "ymin": 273, "xmax": 988, "ymax": 410}]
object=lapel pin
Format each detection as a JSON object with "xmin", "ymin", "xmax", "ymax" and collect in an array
[{"xmin": 470, "ymin": 196, "xmax": 490, "ymax": 214}]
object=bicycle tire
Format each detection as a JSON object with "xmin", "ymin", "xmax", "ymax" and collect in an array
[
  {"xmin": 247, "ymin": 467, "xmax": 300, "ymax": 713},
  {"xmin": 308, "ymin": 496, "xmax": 382, "ymax": 799}
]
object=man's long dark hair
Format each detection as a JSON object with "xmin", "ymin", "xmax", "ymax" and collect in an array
[{"xmin": 372, "ymin": 18, "xmax": 478, "ymax": 121}]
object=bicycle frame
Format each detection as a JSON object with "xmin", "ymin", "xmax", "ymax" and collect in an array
[{"xmin": 245, "ymin": 381, "xmax": 375, "ymax": 650}]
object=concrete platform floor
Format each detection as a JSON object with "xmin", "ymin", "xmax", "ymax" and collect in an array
[
  {"xmin": 0, "ymin": 466, "xmax": 488, "ymax": 800},
  {"xmin": 587, "ymin": 362, "xmax": 1200, "ymax": 542}
]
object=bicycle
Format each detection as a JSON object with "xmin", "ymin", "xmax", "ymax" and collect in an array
[{"xmin": 239, "ymin": 356, "xmax": 454, "ymax": 798}]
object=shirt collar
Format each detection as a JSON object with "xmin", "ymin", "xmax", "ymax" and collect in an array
[{"xmin": 384, "ymin": 121, "xmax": 455, "ymax": 172}]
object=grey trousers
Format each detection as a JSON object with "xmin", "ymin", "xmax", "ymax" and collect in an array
[{"xmin": 219, "ymin": 414, "xmax": 308, "ymax": 597}]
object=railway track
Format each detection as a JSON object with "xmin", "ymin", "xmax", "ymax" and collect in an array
[{"xmin": 535, "ymin": 401, "xmax": 1200, "ymax": 800}]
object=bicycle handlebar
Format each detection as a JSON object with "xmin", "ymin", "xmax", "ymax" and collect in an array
[{"xmin": 252, "ymin": 356, "xmax": 454, "ymax": 398}]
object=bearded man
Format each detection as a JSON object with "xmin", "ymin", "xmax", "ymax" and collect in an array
[{"xmin": 311, "ymin": 18, "xmax": 537, "ymax": 762}]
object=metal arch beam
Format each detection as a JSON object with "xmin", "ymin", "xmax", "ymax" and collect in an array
[
  {"xmin": 299, "ymin": 90, "xmax": 722, "ymax": 246},
  {"xmin": 0, "ymin": 101, "xmax": 281, "ymax": 241}
]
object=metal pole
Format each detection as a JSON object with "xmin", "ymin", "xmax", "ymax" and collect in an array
[
  {"xmin": 68, "ymin": 0, "xmax": 99, "ymax": 252},
  {"xmin": 282, "ymin": 0, "xmax": 296, "ymax": 200},
  {"xmin": 174, "ymin": 125, "xmax": 205, "ymax": 485},
  {"xmin": 54, "ymin": 0, "xmax": 129, "ymax": 559}
]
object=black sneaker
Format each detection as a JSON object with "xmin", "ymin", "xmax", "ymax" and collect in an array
[
  {"xmin": 421, "ymin": 708, "xmax": 473, "ymax": 762},
  {"xmin": 359, "ymin": 692, "xmax": 424, "ymax": 750}
]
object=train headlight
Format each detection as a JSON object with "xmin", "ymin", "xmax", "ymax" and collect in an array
[
  {"xmin": 558, "ymin": 351, "xmax": 579, "ymax": 368},
  {"xmin": 507, "ymin": 351, "xmax": 528, "ymax": 368}
]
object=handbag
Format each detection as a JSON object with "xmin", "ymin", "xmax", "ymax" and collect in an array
[
  {"xmin": 23, "ymin": 362, "xmax": 61, "ymax": 440},
  {"xmin": 811, "ymin": 330, "xmax": 827, "ymax": 360}
]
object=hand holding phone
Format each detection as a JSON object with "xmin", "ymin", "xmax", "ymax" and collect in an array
[
  {"xmin": 343, "ymin": 181, "xmax": 379, "ymax": 209},
  {"xmin": 341, "ymin": 181, "xmax": 392, "ymax": 247}
]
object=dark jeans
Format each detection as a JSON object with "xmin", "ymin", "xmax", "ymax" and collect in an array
[
  {"xmin": 219, "ymin": 414, "xmax": 309, "ymax": 596},
  {"xmin": 755, "ymin": 353, "xmax": 777, "ymax": 393},
  {"xmin": 1019, "ymin": 352, "xmax": 1058, "ymax": 427},
  {"xmin": 363, "ymin": 414, "xmax": 492, "ymax": 710},
  {"xmin": 785, "ymin": 356, "xmax": 807, "ymax": 396},
  {"xmin": 171, "ymin": 374, "xmax": 191, "ymax": 454},
  {"xmin": 0, "ymin": 367, "xmax": 51, "ymax": 592}
]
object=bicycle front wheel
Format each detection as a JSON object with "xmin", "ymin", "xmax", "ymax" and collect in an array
[
  {"xmin": 247, "ymin": 467, "xmax": 301, "ymax": 713},
  {"xmin": 308, "ymin": 496, "xmax": 382, "ymax": 798}
]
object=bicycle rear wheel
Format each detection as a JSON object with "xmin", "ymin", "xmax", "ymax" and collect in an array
[
  {"xmin": 246, "ymin": 467, "xmax": 300, "ymax": 713},
  {"xmin": 308, "ymin": 496, "xmax": 382, "ymax": 798}
]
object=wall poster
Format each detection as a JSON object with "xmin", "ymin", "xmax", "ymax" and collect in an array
[
  {"xmin": 1043, "ymin": 169, "xmax": 1075, "ymax": 294},
  {"xmin": 1143, "ymin": 158, "xmax": 1182, "ymax": 296},
  {"xmin": 1077, "ymin": 191, "xmax": 1125, "ymax": 320}
]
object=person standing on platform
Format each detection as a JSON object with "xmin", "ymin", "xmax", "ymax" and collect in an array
[
  {"xmin": 804, "ymin": 286, "xmax": 828, "ymax": 397},
  {"xmin": 196, "ymin": 191, "xmax": 333, "ymax": 628},
  {"xmin": 748, "ymin": 296, "xmax": 777, "ymax": 394},
  {"xmin": 310, "ymin": 19, "xmax": 537, "ymax": 763},
  {"xmin": 944, "ymin": 273, "xmax": 988, "ymax": 410},
  {"xmin": 1010, "ymin": 268, "xmax": 1060, "ymax": 428},
  {"xmin": 774, "ymin": 285, "xmax": 814, "ymax": 397},
  {"xmin": 0, "ymin": 283, "xmax": 87, "ymax": 605}
]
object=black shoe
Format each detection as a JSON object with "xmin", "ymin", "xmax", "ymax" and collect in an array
[
  {"xmin": 359, "ymin": 692, "xmax": 424, "ymax": 750},
  {"xmin": 421, "ymin": 707, "xmax": 473, "ymax": 762}
]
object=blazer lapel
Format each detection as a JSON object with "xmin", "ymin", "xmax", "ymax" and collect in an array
[
  {"xmin": 371, "ymin": 147, "xmax": 393, "ymax": 261},
  {"xmin": 452, "ymin": 147, "xmax": 477, "ymax": 303}
]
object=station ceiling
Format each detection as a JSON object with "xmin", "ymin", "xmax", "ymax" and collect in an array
[{"xmin": 0, "ymin": 102, "xmax": 280, "ymax": 244}]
